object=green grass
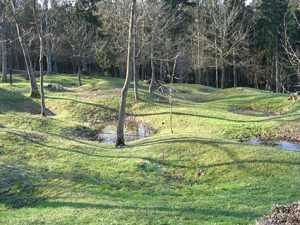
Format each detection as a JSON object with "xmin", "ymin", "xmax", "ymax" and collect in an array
[{"xmin": 0, "ymin": 74, "xmax": 300, "ymax": 225}]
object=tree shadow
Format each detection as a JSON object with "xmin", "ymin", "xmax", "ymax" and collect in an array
[
  {"xmin": 47, "ymin": 96, "xmax": 118, "ymax": 114},
  {"xmin": 3, "ymin": 130, "xmax": 300, "ymax": 171},
  {"xmin": 37, "ymin": 200, "xmax": 261, "ymax": 219},
  {"xmin": 129, "ymin": 110, "xmax": 300, "ymax": 123},
  {"xmin": 0, "ymin": 88, "xmax": 40, "ymax": 115},
  {"xmin": 0, "ymin": 161, "xmax": 44, "ymax": 208},
  {"xmin": 1, "ymin": 129, "xmax": 300, "ymax": 215}
]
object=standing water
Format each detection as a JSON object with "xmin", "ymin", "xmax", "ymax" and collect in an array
[
  {"xmin": 246, "ymin": 138, "xmax": 300, "ymax": 152},
  {"xmin": 96, "ymin": 121, "xmax": 152, "ymax": 144}
]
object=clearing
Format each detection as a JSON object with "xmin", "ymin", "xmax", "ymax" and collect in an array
[{"xmin": 0, "ymin": 74, "xmax": 300, "ymax": 225}]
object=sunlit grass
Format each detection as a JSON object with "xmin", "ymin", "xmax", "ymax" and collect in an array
[{"xmin": 0, "ymin": 74, "xmax": 299, "ymax": 224}]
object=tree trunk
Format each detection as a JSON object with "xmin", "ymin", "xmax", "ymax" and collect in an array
[
  {"xmin": 221, "ymin": 60, "xmax": 225, "ymax": 89},
  {"xmin": 215, "ymin": 35, "xmax": 219, "ymax": 88},
  {"xmin": 233, "ymin": 51, "xmax": 237, "ymax": 87},
  {"xmin": 221, "ymin": 57, "xmax": 225, "ymax": 89},
  {"xmin": 10, "ymin": 0, "xmax": 39, "ymax": 97},
  {"xmin": 197, "ymin": 29, "xmax": 201, "ymax": 85},
  {"xmin": 0, "ymin": 1, "xmax": 7, "ymax": 82},
  {"xmin": 119, "ymin": 55, "xmax": 125, "ymax": 78},
  {"xmin": 116, "ymin": 0, "xmax": 136, "ymax": 147},
  {"xmin": 133, "ymin": 12, "xmax": 138, "ymax": 100},
  {"xmin": 34, "ymin": 0, "xmax": 46, "ymax": 116},
  {"xmin": 255, "ymin": 73, "xmax": 258, "ymax": 89},
  {"xmin": 17, "ymin": 28, "xmax": 40, "ymax": 97},
  {"xmin": 197, "ymin": 69, "xmax": 202, "ymax": 84},
  {"xmin": 44, "ymin": 0, "xmax": 52, "ymax": 74},
  {"xmin": 298, "ymin": 65, "xmax": 300, "ymax": 84},
  {"xmin": 1, "ymin": 34, "xmax": 7, "ymax": 83},
  {"xmin": 9, "ymin": 67, "xmax": 12, "ymax": 85},
  {"xmin": 13, "ymin": 39, "xmax": 19, "ymax": 69},
  {"xmin": 39, "ymin": 36, "xmax": 46, "ymax": 116},
  {"xmin": 141, "ymin": 61, "xmax": 145, "ymax": 80},
  {"xmin": 160, "ymin": 62, "xmax": 163, "ymax": 81},
  {"xmin": 176, "ymin": 36, "xmax": 184, "ymax": 83},
  {"xmin": 149, "ymin": 38, "xmax": 155, "ymax": 94},
  {"xmin": 215, "ymin": 57, "xmax": 218, "ymax": 88},
  {"xmin": 275, "ymin": 34, "xmax": 280, "ymax": 93},
  {"xmin": 77, "ymin": 64, "xmax": 82, "ymax": 86}
]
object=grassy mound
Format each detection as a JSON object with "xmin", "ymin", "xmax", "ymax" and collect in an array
[{"xmin": 0, "ymin": 74, "xmax": 300, "ymax": 225}]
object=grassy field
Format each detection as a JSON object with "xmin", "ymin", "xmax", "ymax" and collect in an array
[{"xmin": 0, "ymin": 74, "xmax": 300, "ymax": 225}]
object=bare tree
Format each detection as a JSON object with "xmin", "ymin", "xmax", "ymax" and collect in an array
[
  {"xmin": 142, "ymin": 1, "xmax": 176, "ymax": 93},
  {"xmin": 33, "ymin": 0, "xmax": 48, "ymax": 116},
  {"xmin": 44, "ymin": 0, "xmax": 52, "ymax": 74},
  {"xmin": 132, "ymin": 8, "xmax": 138, "ymax": 100},
  {"xmin": 207, "ymin": 0, "xmax": 249, "ymax": 89},
  {"xmin": 116, "ymin": 0, "xmax": 136, "ymax": 147},
  {"xmin": 97, "ymin": 0, "xmax": 130, "ymax": 78},
  {"xmin": 6, "ymin": 0, "xmax": 40, "ymax": 97},
  {"xmin": 284, "ymin": 12, "xmax": 300, "ymax": 84},
  {"xmin": 57, "ymin": 11, "xmax": 95, "ymax": 85}
]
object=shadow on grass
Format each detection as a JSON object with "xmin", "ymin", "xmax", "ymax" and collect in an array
[
  {"xmin": 129, "ymin": 111, "xmax": 300, "ymax": 123},
  {"xmin": 38, "ymin": 200, "xmax": 261, "ymax": 219},
  {"xmin": 0, "ymin": 161, "xmax": 43, "ymax": 208},
  {"xmin": 3, "ymin": 130, "xmax": 300, "ymax": 171},
  {"xmin": 0, "ymin": 88, "xmax": 40, "ymax": 115},
  {"xmin": 47, "ymin": 96, "xmax": 118, "ymax": 114},
  {"xmin": 1, "ymin": 129, "xmax": 300, "ymax": 216}
]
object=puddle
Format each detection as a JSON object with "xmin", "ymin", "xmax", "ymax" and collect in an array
[
  {"xmin": 96, "ymin": 122, "xmax": 152, "ymax": 144},
  {"xmin": 246, "ymin": 138, "xmax": 300, "ymax": 152}
]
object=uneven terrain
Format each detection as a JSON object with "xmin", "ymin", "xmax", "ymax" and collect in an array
[{"xmin": 0, "ymin": 74, "xmax": 300, "ymax": 225}]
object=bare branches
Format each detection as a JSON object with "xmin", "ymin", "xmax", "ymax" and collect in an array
[{"xmin": 283, "ymin": 13, "xmax": 300, "ymax": 69}]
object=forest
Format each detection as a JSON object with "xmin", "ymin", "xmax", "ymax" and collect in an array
[{"xmin": 0, "ymin": 0, "xmax": 300, "ymax": 224}]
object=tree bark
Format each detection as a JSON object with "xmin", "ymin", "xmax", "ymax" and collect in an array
[
  {"xmin": 18, "ymin": 28, "xmax": 40, "ymax": 97},
  {"xmin": 39, "ymin": 36, "xmax": 46, "ymax": 116},
  {"xmin": 116, "ymin": 0, "xmax": 136, "ymax": 147},
  {"xmin": 1, "ymin": 33, "xmax": 7, "ymax": 83},
  {"xmin": 176, "ymin": 36, "xmax": 184, "ymax": 83},
  {"xmin": 215, "ymin": 57, "xmax": 218, "ymax": 88},
  {"xmin": 0, "ymin": 1, "xmax": 7, "ymax": 82},
  {"xmin": 233, "ymin": 51, "xmax": 237, "ymax": 87},
  {"xmin": 77, "ymin": 64, "xmax": 82, "ymax": 86},
  {"xmin": 221, "ymin": 59, "xmax": 225, "ymax": 89},
  {"xmin": 215, "ymin": 35, "xmax": 219, "ymax": 88},
  {"xmin": 34, "ymin": 0, "xmax": 46, "ymax": 116},
  {"xmin": 133, "ymin": 11, "xmax": 138, "ymax": 100},
  {"xmin": 44, "ymin": 0, "xmax": 52, "ymax": 74},
  {"xmin": 119, "ymin": 55, "xmax": 125, "ymax": 78},
  {"xmin": 9, "ymin": 67, "xmax": 12, "ymax": 85},
  {"xmin": 160, "ymin": 62, "xmax": 163, "ymax": 81},
  {"xmin": 298, "ymin": 65, "xmax": 300, "ymax": 84},
  {"xmin": 275, "ymin": 34, "xmax": 280, "ymax": 93},
  {"xmin": 149, "ymin": 37, "xmax": 155, "ymax": 93},
  {"xmin": 197, "ymin": 27, "xmax": 201, "ymax": 84}
]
